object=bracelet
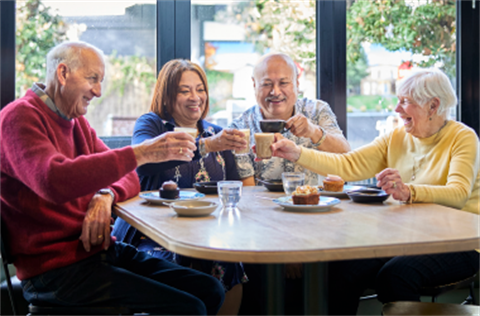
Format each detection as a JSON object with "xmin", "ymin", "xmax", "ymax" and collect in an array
[
  {"xmin": 311, "ymin": 126, "xmax": 327, "ymax": 148},
  {"xmin": 199, "ymin": 138, "xmax": 209, "ymax": 158}
]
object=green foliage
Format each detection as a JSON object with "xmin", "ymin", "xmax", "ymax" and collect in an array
[
  {"xmin": 347, "ymin": 95, "xmax": 398, "ymax": 112},
  {"xmin": 245, "ymin": 0, "xmax": 316, "ymax": 70},
  {"xmin": 347, "ymin": 46, "xmax": 369, "ymax": 94},
  {"xmin": 206, "ymin": 70, "xmax": 234, "ymax": 86},
  {"xmin": 247, "ymin": 0, "xmax": 457, "ymax": 90},
  {"xmin": 16, "ymin": 0, "xmax": 66, "ymax": 97},
  {"xmin": 105, "ymin": 52, "xmax": 156, "ymax": 98},
  {"xmin": 347, "ymin": 0, "xmax": 456, "ymax": 77},
  {"xmin": 206, "ymin": 70, "xmax": 234, "ymax": 114}
]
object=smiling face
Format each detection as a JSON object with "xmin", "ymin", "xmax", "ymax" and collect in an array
[
  {"xmin": 395, "ymin": 96, "xmax": 432, "ymax": 138},
  {"xmin": 57, "ymin": 49, "xmax": 104, "ymax": 119},
  {"xmin": 253, "ymin": 55, "xmax": 299, "ymax": 120},
  {"xmin": 171, "ymin": 71, "xmax": 207, "ymax": 127}
]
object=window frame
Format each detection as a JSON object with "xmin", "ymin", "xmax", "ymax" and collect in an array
[{"xmin": 1, "ymin": 0, "xmax": 478, "ymax": 136}]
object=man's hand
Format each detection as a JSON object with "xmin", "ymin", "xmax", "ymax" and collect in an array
[
  {"xmin": 285, "ymin": 114, "xmax": 320, "ymax": 141},
  {"xmin": 79, "ymin": 194, "xmax": 113, "ymax": 252},
  {"xmin": 132, "ymin": 132, "xmax": 197, "ymax": 167},
  {"xmin": 204, "ymin": 128, "xmax": 247, "ymax": 153}
]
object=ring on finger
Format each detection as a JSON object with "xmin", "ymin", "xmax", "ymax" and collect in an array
[
  {"xmin": 98, "ymin": 235, "xmax": 103, "ymax": 239},
  {"xmin": 391, "ymin": 181, "xmax": 397, "ymax": 189},
  {"xmin": 179, "ymin": 147, "xmax": 183, "ymax": 154}
]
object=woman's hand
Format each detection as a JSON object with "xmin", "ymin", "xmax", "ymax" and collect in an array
[
  {"xmin": 271, "ymin": 133, "xmax": 302, "ymax": 162},
  {"xmin": 204, "ymin": 128, "xmax": 247, "ymax": 153},
  {"xmin": 132, "ymin": 132, "xmax": 197, "ymax": 166},
  {"xmin": 376, "ymin": 168, "xmax": 411, "ymax": 202},
  {"xmin": 253, "ymin": 133, "xmax": 302, "ymax": 161}
]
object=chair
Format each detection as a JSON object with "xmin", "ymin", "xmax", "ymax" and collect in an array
[
  {"xmin": 382, "ymin": 301, "xmax": 480, "ymax": 316},
  {"xmin": 360, "ymin": 274, "xmax": 477, "ymax": 305},
  {"xmin": 1, "ymin": 230, "xmax": 132, "ymax": 315},
  {"xmin": 99, "ymin": 136, "xmax": 132, "ymax": 149}
]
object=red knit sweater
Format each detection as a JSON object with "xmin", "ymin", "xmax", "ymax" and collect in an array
[{"xmin": 0, "ymin": 90, "xmax": 140, "ymax": 280}]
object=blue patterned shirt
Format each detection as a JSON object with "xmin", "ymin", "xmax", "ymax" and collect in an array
[{"xmin": 229, "ymin": 98, "xmax": 344, "ymax": 185}]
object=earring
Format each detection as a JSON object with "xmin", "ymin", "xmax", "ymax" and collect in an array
[{"xmin": 429, "ymin": 117, "xmax": 432, "ymax": 121}]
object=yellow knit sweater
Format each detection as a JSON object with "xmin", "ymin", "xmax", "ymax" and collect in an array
[{"xmin": 297, "ymin": 120, "xmax": 480, "ymax": 214}]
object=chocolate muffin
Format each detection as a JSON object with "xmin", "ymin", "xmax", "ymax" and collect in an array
[{"xmin": 159, "ymin": 180, "xmax": 180, "ymax": 199}]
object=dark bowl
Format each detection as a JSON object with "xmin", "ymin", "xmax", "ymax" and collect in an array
[
  {"xmin": 346, "ymin": 189, "xmax": 390, "ymax": 203},
  {"xmin": 193, "ymin": 181, "xmax": 219, "ymax": 194},
  {"xmin": 257, "ymin": 179, "xmax": 284, "ymax": 192},
  {"xmin": 260, "ymin": 120, "xmax": 287, "ymax": 133}
]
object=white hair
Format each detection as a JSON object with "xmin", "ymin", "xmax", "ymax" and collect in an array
[
  {"xmin": 396, "ymin": 68, "xmax": 457, "ymax": 117},
  {"xmin": 46, "ymin": 41, "xmax": 105, "ymax": 85},
  {"xmin": 252, "ymin": 53, "xmax": 298, "ymax": 82}
]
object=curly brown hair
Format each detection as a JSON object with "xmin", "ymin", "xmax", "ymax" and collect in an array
[{"xmin": 150, "ymin": 59, "xmax": 209, "ymax": 121}]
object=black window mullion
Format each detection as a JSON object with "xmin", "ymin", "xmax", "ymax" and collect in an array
[
  {"xmin": 457, "ymin": 0, "xmax": 480, "ymax": 136},
  {"xmin": 156, "ymin": 0, "xmax": 191, "ymax": 75},
  {"xmin": 316, "ymin": 0, "xmax": 347, "ymax": 136},
  {"xmin": 0, "ymin": 0, "xmax": 16, "ymax": 110},
  {"xmin": 157, "ymin": 0, "xmax": 175, "ymax": 74},
  {"xmin": 175, "ymin": 0, "xmax": 191, "ymax": 60}
]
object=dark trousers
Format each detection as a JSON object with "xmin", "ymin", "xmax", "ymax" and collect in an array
[
  {"xmin": 328, "ymin": 251, "xmax": 479, "ymax": 315},
  {"xmin": 21, "ymin": 242, "xmax": 225, "ymax": 315}
]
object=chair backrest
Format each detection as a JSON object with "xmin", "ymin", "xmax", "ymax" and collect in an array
[
  {"xmin": 99, "ymin": 136, "xmax": 132, "ymax": 149},
  {"xmin": 1, "ymin": 228, "xmax": 18, "ymax": 315}
]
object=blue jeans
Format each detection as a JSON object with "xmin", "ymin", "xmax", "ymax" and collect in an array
[{"xmin": 21, "ymin": 242, "xmax": 225, "ymax": 315}]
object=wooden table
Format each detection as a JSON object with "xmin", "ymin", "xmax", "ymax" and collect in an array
[{"xmin": 115, "ymin": 186, "xmax": 480, "ymax": 315}]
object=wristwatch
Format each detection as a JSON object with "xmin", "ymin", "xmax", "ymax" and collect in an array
[
  {"xmin": 199, "ymin": 138, "xmax": 209, "ymax": 158},
  {"xmin": 97, "ymin": 188, "xmax": 115, "ymax": 202},
  {"xmin": 311, "ymin": 126, "xmax": 327, "ymax": 148}
]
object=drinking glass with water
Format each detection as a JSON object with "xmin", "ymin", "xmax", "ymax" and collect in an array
[
  {"xmin": 282, "ymin": 172, "xmax": 305, "ymax": 196},
  {"xmin": 218, "ymin": 181, "xmax": 243, "ymax": 209}
]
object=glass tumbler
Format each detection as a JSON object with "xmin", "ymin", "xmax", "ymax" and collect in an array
[
  {"xmin": 217, "ymin": 181, "xmax": 243, "ymax": 209},
  {"xmin": 282, "ymin": 172, "xmax": 306, "ymax": 196}
]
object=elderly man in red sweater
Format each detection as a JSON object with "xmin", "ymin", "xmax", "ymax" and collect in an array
[{"xmin": 0, "ymin": 41, "xmax": 224, "ymax": 315}]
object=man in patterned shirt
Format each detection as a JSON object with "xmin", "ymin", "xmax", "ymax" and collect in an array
[{"xmin": 230, "ymin": 53, "xmax": 350, "ymax": 186}]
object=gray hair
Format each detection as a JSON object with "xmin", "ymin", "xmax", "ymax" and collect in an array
[
  {"xmin": 46, "ymin": 41, "xmax": 105, "ymax": 85},
  {"xmin": 396, "ymin": 68, "xmax": 457, "ymax": 117},
  {"xmin": 252, "ymin": 53, "xmax": 298, "ymax": 82}
]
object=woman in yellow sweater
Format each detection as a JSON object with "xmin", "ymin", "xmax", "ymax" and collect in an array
[{"xmin": 269, "ymin": 68, "xmax": 480, "ymax": 315}]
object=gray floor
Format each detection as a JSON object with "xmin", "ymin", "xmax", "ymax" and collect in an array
[{"xmin": 357, "ymin": 288, "xmax": 479, "ymax": 315}]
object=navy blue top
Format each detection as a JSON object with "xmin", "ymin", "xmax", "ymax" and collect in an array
[{"xmin": 112, "ymin": 112, "xmax": 240, "ymax": 243}]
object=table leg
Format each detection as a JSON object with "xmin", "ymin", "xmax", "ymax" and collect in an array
[
  {"xmin": 304, "ymin": 262, "xmax": 328, "ymax": 315},
  {"xmin": 263, "ymin": 264, "xmax": 284, "ymax": 315}
]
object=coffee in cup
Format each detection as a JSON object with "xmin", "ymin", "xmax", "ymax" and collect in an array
[
  {"xmin": 174, "ymin": 127, "xmax": 197, "ymax": 138},
  {"xmin": 233, "ymin": 129, "xmax": 250, "ymax": 155},
  {"xmin": 254, "ymin": 133, "xmax": 275, "ymax": 159}
]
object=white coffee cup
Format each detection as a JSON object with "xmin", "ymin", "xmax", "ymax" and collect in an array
[
  {"xmin": 233, "ymin": 129, "xmax": 250, "ymax": 155},
  {"xmin": 174, "ymin": 127, "xmax": 197, "ymax": 138}
]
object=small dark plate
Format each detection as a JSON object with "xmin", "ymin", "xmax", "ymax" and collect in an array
[
  {"xmin": 346, "ymin": 189, "xmax": 390, "ymax": 203},
  {"xmin": 193, "ymin": 181, "xmax": 218, "ymax": 194},
  {"xmin": 257, "ymin": 179, "xmax": 284, "ymax": 192}
]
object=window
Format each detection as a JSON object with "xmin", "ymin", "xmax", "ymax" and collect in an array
[
  {"xmin": 346, "ymin": 0, "xmax": 457, "ymax": 149},
  {"xmin": 190, "ymin": 1, "xmax": 316, "ymax": 127},
  {"xmin": 15, "ymin": 0, "xmax": 156, "ymax": 136}
]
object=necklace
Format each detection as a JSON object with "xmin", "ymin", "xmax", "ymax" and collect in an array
[{"xmin": 411, "ymin": 155, "xmax": 425, "ymax": 181}]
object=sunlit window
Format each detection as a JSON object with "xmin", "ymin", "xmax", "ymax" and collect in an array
[
  {"xmin": 16, "ymin": 0, "xmax": 156, "ymax": 136},
  {"xmin": 346, "ymin": 0, "xmax": 456, "ymax": 149},
  {"xmin": 191, "ymin": 0, "xmax": 316, "ymax": 127}
]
